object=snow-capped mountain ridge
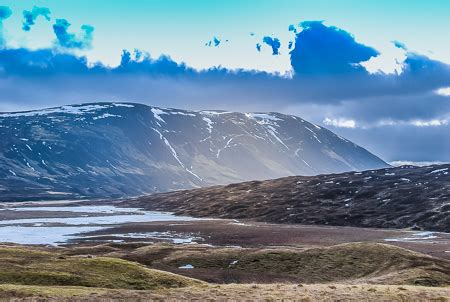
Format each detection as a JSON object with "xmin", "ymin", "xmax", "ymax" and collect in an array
[{"xmin": 0, "ymin": 102, "xmax": 388, "ymax": 201}]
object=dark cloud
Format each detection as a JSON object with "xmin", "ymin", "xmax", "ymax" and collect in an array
[
  {"xmin": 262, "ymin": 36, "xmax": 281, "ymax": 55},
  {"xmin": 214, "ymin": 37, "xmax": 221, "ymax": 46},
  {"xmin": 288, "ymin": 24, "xmax": 297, "ymax": 33},
  {"xmin": 205, "ymin": 36, "xmax": 221, "ymax": 47},
  {"xmin": 0, "ymin": 6, "xmax": 11, "ymax": 20},
  {"xmin": 53, "ymin": 19, "xmax": 94, "ymax": 49},
  {"xmin": 22, "ymin": 6, "xmax": 51, "ymax": 31},
  {"xmin": 291, "ymin": 21, "xmax": 379, "ymax": 75}
]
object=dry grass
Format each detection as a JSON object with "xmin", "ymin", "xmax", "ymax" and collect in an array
[{"xmin": 0, "ymin": 283, "xmax": 448, "ymax": 301}]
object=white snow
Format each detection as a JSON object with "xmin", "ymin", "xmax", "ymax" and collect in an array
[
  {"xmin": 200, "ymin": 110, "xmax": 231, "ymax": 116},
  {"xmin": 385, "ymin": 231, "xmax": 438, "ymax": 242},
  {"xmin": 216, "ymin": 136, "xmax": 242, "ymax": 159},
  {"xmin": 429, "ymin": 168, "xmax": 448, "ymax": 174},
  {"xmin": 0, "ymin": 104, "xmax": 116, "ymax": 118},
  {"xmin": 25, "ymin": 161, "xmax": 35, "ymax": 171},
  {"xmin": 245, "ymin": 113, "xmax": 282, "ymax": 122},
  {"xmin": 266, "ymin": 125, "xmax": 289, "ymax": 149},
  {"xmin": 151, "ymin": 128, "xmax": 202, "ymax": 181},
  {"xmin": 93, "ymin": 113, "xmax": 121, "ymax": 120},
  {"xmin": 113, "ymin": 103, "xmax": 135, "ymax": 108},
  {"xmin": 202, "ymin": 117, "xmax": 214, "ymax": 133},
  {"xmin": 166, "ymin": 110, "xmax": 196, "ymax": 116},
  {"xmin": 151, "ymin": 108, "xmax": 167, "ymax": 124},
  {"xmin": 178, "ymin": 264, "xmax": 194, "ymax": 269},
  {"xmin": 305, "ymin": 127, "xmax": 322, "ymax": 143}
]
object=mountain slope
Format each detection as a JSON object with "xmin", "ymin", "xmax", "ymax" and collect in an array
[
  {"xmin": 120, "ymin": 164, "xmax": 450, "ymax": 232},
  {"xmin": 0, "ymin": 102, "xmax": 387, "ymax": 201}
]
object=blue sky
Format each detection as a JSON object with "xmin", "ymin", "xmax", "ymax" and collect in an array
[
  {"xmin": 0, "ymin": 0, "xmax": 449, "ymax": 163},
  {"xmin": 3, "ymin": 0, "xmax": 450, "ymax": 71}
]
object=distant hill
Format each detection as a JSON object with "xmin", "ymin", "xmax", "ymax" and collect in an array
[
  {"xmin": 121, "ymin": 164, "xmax": 450, "ymax": 232},
  {"xmin": 0, "ymin": 102, "xmax": 387, "ymax": 201}
]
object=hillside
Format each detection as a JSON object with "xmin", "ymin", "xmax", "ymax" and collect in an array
[
  {"xmin": 120, "ymin": 164, "xmax": 450, "ymax": 232},
  {"xmin": 0, "ymin": 102, "xmax": 387, "ymax": 201}
]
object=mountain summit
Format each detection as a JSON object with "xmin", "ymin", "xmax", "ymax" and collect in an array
[{"xmin": 0, "ymin": 102, "xmax": 388, "ymax": 201}]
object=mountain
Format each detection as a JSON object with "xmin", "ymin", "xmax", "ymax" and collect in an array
[
  {"xmin": 0, "ymin": 102, "xmax": 388, "ymax": 201},
  {"xmin": 118, "ymin": 164, "xmax": 450, "ymax": 232}
]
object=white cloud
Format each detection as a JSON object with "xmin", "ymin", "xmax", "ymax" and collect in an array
[
  {"xmin": 374, "ymin": 118, "xmax": 449, "ymax": 128},
  {"xmin": 323, "ymin": 117, "xmax": 449, "ymax": 129},
  {"xmin": 390, "ymin": 160, "xmax": 448, "ymax": 167},
  {"xmin": 360, "ymin": 42, "xmax": 407, "ymax": 75},
  {"xmin": 323, "ymin": 117, "xmax": 356, "ymax": 128},
  {"xmin": 411, "ymin": 119, "xmax": 448, "ymax": 127},
  {"xmin": 436, "ymin": 87, "xmax": 450, "ymax": 96}
]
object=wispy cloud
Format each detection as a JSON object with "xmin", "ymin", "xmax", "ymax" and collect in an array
[{"xmin": 323, "ymin": 118, "xmax": 356, "ymax": 128}]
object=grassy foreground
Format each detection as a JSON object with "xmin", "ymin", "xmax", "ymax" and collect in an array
[{"xmin": 0, "ymin": 243, "xmax": 448, "ymax": 301}]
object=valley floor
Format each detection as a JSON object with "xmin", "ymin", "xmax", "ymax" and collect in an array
[
  {"xmin": 75, "ymin": 219, "xmax": 450, "ymax": 260},
  {"xmin": 0, "ymin": 201, "xmax": 448, "ymax": 301}
]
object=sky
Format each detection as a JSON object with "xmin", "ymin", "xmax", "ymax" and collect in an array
[{"xmin": 0, "ymin": 0, "xmax": 449, "ymax": 164}]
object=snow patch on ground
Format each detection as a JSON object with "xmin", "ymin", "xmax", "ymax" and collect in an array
[
  {"xmin": 0, "ymin": 103, "xmax": 135, "ymax": 118},
  {"xmin": 202, "ymin": 117, "xmax": 214, "ymax": 133},
  {"xmin": 305, "ymin": 127, "xmax": 322, "ymax": 143},
  {"xmin": 93, "ymin": 113, "xmax": 121, "ymax": 120},
  {"xmin": 429, "ymin": 168, "xmax": 448, "ymax": 174},
  {"xmin": 385, "ymin": 231, "xmax": 438, "ymax": 242},
  {"xmin": 200, "ymin": 110, "xmax": 231, "ymax": 116},
  {"xmin": 151, "ymin": 128, "xmax": 202, "ymax": 181},
  {"xmin": 151, "ymin": 108, "xmax": 167, "ymax": 124},
  {"xmin": 245, "ymin": 113, "xmax": 282, "ymax": 122}
]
